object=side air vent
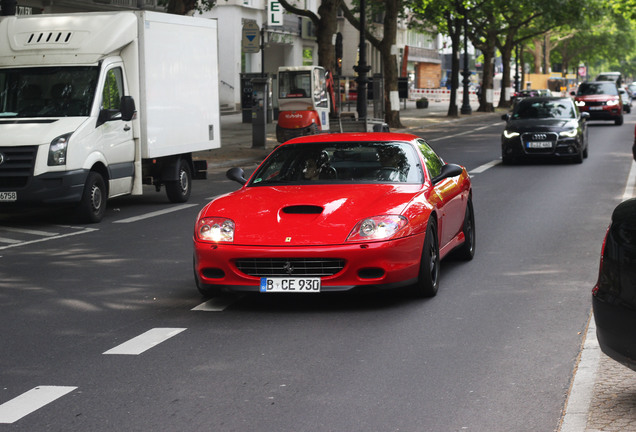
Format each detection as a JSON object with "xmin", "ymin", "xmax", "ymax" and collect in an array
[
  {"xmin": 282, "ymin": 205, "xmax": 323, "ymax": 214},
  {"xmin": 26, "ymin": 32, "xmax": 73, "ymax": 45}
]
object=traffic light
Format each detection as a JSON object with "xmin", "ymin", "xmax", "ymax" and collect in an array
[{"xmin": 335, "ymin": 32, "xmax": 343, "ymax": 76}]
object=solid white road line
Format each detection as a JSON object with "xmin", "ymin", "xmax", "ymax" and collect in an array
[
  {"xmin": 113, "ymin": 204, "xmax": 198, "ymax": 224},
  {"xmin": 469, "ymin": 159, "xmax": 501, "ymax": 175},
  {"xmin": 103, "ymin": 328, "xmax": 186, "ymax": 355},
  {"xmin": 0, "ymin": 386, "xmax": 77, "ymax": 424}
]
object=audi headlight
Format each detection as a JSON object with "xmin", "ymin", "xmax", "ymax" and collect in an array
[
  {"xmin": 503, "ymin": 130, "xmax": 520, "ymax": 139},
  {"xmin": 196, "ymin": 217, "xmax": 235, "ymax": 242},
  {"xmin": 347, "ymin": 215, "xmax": 408, "ymax": 242},
  {"xmin": 48, "ymin": 133, "xmax": 72, "ymax": 166},
  {"xmin": 560, "ymin": 129, "xmax": 578, "ymax": 138}
]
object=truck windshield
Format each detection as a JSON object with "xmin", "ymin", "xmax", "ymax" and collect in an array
[
  {"xmin": 279, "ymin": 71, "xmax": 312, "ymax": 99},
  {"xmin": 0, "ymin": 66, "xmax": 99, "ymax": 118}
]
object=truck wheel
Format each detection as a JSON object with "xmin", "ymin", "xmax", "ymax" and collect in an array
[
  {"xmin": 166, "ymin": 159, "xmax": 192, "ymax": 203},
  {"xmin": 76, "ymin": 171, "xmax": 107, "ymax": 223}
]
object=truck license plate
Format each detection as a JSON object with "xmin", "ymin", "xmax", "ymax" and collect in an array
[
  {"xmin": 0, "ymin": 192, "xmax": 17, "ymax": 202},
  {"xmin": 260, "ymin": 277, "xmax": 321, "ymax": 293}
]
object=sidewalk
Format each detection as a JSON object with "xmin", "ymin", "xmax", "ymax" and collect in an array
[
  {"xmin": 198, "ymin": 99, "xmax": 636, "ymax": 431},
  {"xmin": 195, "ymin": 99, "xmax": 489, "ymax": 171}
]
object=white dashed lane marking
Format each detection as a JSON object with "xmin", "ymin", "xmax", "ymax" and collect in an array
[
  {"xmin": 0, "ymin": 386, "xmax": 77, "ymax": 424},
  {"xmin": 103, "ymin": 328, "xmax": 186, "ymax": 355}
]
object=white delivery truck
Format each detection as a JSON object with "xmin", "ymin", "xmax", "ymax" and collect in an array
[{"xmin": 0, "ymin": 11, "xmax": 220, "ymax": 222}]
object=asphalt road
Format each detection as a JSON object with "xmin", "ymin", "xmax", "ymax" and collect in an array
[{"xmin": 1, "ymin": 112, "xmax": 634, "ymax": 431}]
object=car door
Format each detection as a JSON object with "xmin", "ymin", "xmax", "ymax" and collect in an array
[
  {"xmin": 95, "ymin": 63, "xmax": 134, "ymax": 196},
  {"xmin": 418, "ymin": 139, "xmax": 465, "ymax": 247}
]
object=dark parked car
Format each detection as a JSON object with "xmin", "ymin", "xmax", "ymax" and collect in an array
[
  {"xmin": 572, "ymin": 81, "xmax": 623, "ymax": 125},
  {"xmin": 593, "ymin": 196, "xmax": 636, "ymax": 371},
  {"xmin": 501, "ymin": 96, "xmax": 589, "ymax": 164}
]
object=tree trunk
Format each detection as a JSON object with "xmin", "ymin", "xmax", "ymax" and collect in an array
[
  {"xmin": 472, "ymin": 32, "xmax": 496, "ymax": 112},
  {"xmin": 497, "ymin": 36, "xmax": 514, "ymax": 109},
  {"xmin": 380, "ymin": 0, "xmax": 403, "ymax": 128}
]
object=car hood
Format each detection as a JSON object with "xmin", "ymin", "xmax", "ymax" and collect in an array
[
  {"xmin": 200, "ymin": 184, "xmax": 423, "ymax": 246},
  {"xmin": 0, "ymin": 117, "xmax": 88, "ymax": 146},
  {"xmin": 506, "ymin": 118, "xmax": 578, "ymax": 132}
]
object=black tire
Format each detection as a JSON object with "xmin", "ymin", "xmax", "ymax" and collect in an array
[
  {"xmin": 412, "ymin": 218, "xmax": 440, "ymax": 298},
  {"xmin": 454, "ymin": 198, "xmax": 476, "ymax": 260},
  {"xmin": 615, "ymin": 115, "xmax": 624, "ymax": 126},
  {"xmin": 76, "ymin": 171, "xmax": 107, "ymax": 223},
  {"xmin": 166, "ymin": 159, "xmax": 192, "ymax": 203},
  {"xmin": 573, "ymin": 148, "xmax": 584, "ymax": 164}
]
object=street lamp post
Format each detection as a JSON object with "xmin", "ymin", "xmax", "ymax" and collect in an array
[
  {"xmin": 460, "ymin": 16, "xmax": 472, "ymax": 115},
  {"xmin": 353, "ymin": 0, "xmax": 371, "ymax": 120}
]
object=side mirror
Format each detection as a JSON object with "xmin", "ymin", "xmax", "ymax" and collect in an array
[
  {"xmin": 226, "ymin": 167, "xmax": 247, "ymax": 185},
  {"xmin": 431, "ymin": 163, "xmax": 464, "ymax": 184},
  {"xmin": 120, "ymin": 96, "xmax": 136, "ymax": 121},
  {"xmin": 581, "ymin": 112, "xmax": 590, "ymax": 120},
  {"xmin": 501, "ymin": 113, "xmax": 510, "ymax": 121}
]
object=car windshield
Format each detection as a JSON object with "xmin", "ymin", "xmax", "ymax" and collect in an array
[
  {"xmin": 250, "ymin": 141, "xmax": 424, "ymax": 185},
  {"xmin": 511, "ymin": 99, "xmax": 577, "ymax": 120},
  {"xmin": 0, "ymin": 66, "xmax": 99, "ymax": 118},
  {"xmin": 576, "ymin": 82, "xmax": 618, "ymax": 96}
]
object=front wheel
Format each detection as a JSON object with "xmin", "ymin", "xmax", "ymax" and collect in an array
[
  {"xmin": 166, "ymin": 159, "xmax": 192, "ymax": 203},
  {"xmin": 411, "ymin": 218, "xmax": 440, "ymax": 298},
  {"xmin": 454, "ymin": 198, "xmax": 476, "ymax": 260},
  {"xmin": 615, "ymin": 115, "xmax": 624, "ymax": 126},
  {"xmin": 76, "ymin": 171, "xmax": 107, "ymax": 223}
]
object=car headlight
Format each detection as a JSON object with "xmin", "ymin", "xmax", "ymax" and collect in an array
[
  {"xmin": 607, "ymin": 99, "xmax": 619, "ymax": 106},
  {"xmin": 48, "ymin": 133, "xmax": 72, "ymax": 166},
  {"xmin": 196, "ymin": 217, "xmax": 235, "ymax": 242},
  {"xmin": 347, "ymin": 215, "xmax": 408, "ymax": 242},
  {"xmin": 575, "ymin": 100, "xmax": 585, "ymax": 107},
  {"xmin": 503, "ymin": 130, "xmax": 520, "ymax": 139},
  {"xmin": 560, "ymin": 129, "xmax": 578, "ymax": 138}
]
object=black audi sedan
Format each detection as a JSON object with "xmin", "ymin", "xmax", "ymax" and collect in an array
[
  {"xmin": 593, "ymin": 197, "xmax": 636, "ymax": 370},
  {"xmin": 501, "ymin": 96, "xmax": 590, "ymax": 164}
]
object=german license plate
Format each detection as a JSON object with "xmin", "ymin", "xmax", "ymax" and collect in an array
[
  {"xmin": 526, "ymin": 141, "xmax": 553, "ymax": 149},
  {"xmin": 260, "ymin": 277, "xmax": 321, "ymax": 293},
  {"xmin": 589, "ymin": 106, "xmax": 603, "ymax": 110},
  {"xmin": 0, "ymin": 191, "xmax": 17, "ymax": 202}
]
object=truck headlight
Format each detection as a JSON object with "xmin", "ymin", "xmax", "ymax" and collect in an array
[{"xmin": 48, "ymin": 133, "xmax": 72, "ymax": 166}]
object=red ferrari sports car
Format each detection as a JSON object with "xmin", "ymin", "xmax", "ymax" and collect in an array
[{"xmin": 193, "ymin": 132, "xmax": 475, "ymax": 298}]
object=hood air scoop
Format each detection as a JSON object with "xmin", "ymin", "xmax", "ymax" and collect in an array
[{"xmin": 282, "ymin": 205, "xmax": 324, "ymax": 214}]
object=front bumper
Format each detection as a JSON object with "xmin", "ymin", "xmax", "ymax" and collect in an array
[
  {"xmin": 194, "ymin": 233, "xmax": 425, "ymax": 293},
  {"xmin": 501, "ymin": 136, "xmax": 583, "ymax": 160},
  {"xmin": 580, "ymin": 106, "xmax": 622, "ymax": 120},
  {"xmin": 1, "ymin": 169, "xmax": 88, "ymax": 205}
]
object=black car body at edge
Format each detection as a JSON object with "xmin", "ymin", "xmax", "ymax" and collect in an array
[
  {"xmin": 593, "ymin": 198, "xmax": 636, "ymax": 371},
  {"xmin": 501, "ymin": 96, "xmax": 590, "ymax": 164}
]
